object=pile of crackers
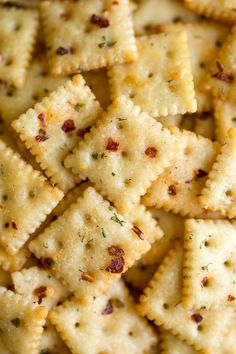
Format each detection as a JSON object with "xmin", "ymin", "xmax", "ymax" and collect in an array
[{"xmin": 0, "ymin": 0, "xmax": 236, "ymax": 353}]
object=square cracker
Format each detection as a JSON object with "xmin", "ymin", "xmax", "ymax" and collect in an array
[
  {"xmin": 12, "ymin": 74, "xmax": 102, "ymax": 192},
  {"xmin": 40, "ymin": 0, "xmax": 137, "ymax": 75},
  {"xmin": 64, "ymin": 95, "xmax": 177, "ymax": 210},
  {"xmin": 49, "ymin": 279, "xmax": 157, "ymax": 354},
  {"xmin": 39, "ymin": 321, "xmax": 71, "ymax": 354},
  {"xmin": 133, "ymin": 0, "xmax": 198, "ymax": 36},
  {"xmin": 108, "ymin": 32, "xmax": 197, "ymax": 118},
  {"xmin": 160, "ymin": 330, "xmax": 198, "ymax": 354},
  {"xmin": 0, "ymin": 287, "xmax": 48, "ymax": 354},
  {"xmin": 29, "ymin": 187, "xmax": 151, "ymax": 302},
  {"xmin": 12, "ymin": 266, "xmax": 70, "ymax": 310},
  {"xmin": 139, "ymin": 244, "xmax": 235, "ymax": 353},
  {"xmin": 0, "ymin": 57, "xmax": 67, "ymax": 126},
  {"xmin": 200, "ymin": 128, "xmax": 236, "ymax": 218},
  {"xmin": 214, "ymin": 99, "xmax": 236, "ymax": 143},
  {"xmin": 142, "ymin": 127, "xmax": 219, "ymax": 218},
  {"xmin": 0, "ymin": 140, "xmax": 63, "ymax": 255},
  {"xmin": 183, "ymin": 219, "xmax": 236, "ymax": 310},
  {"xmin": 184, "ymin": 0, "xmax": 236, "ymax": 23},
  {"xmin": 0, "ymin": 7, "xmax": 38, "ymax": 88}
]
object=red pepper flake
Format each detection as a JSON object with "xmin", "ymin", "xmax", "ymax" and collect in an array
[
  {"xmin": 38, "ymin": 113, "xmax": 47, "ymax": 128},
  {"xmin": 61, "ymin": 119, "xmax": 76, "ymax": 133},
  {"xmin": 77, "ymin": 126, "xmax": 91, "ymax": 138},
  {"xmin": 196, "ymin": 169, "xmax": 208, "ymax": 178},
  {"xmin": 201, "ymin": 277, "xmax": 208, "ymax": 288},
  {"xmin": 211, "ymin": 61, "xmax": 233, "ymax": 83},
  {"xmin": 56, "ymin": 46, "xmax": 72, "ymax": 55},
  {"xmin": 106, "ymin": 137, "xmax": 119, "ymax": 152},
  {"xmin": 227, "ymin": 294, "xmax": 235, "ymax": 302},
  {"xmin": 102, "ymin": 301, "xmax": 113, "ymax": 315},
  {"xmin": 35, "ymin": 131, "xmax": 49, "ymax": 142},
  {"xmin": 132, "ymin": 225, "xmax": 145, "ymax": 240},
  {"xmin": 90, "ymin": 14, "xmax": 110, "ymax": 28},
  {"xmin": 168, "ymin": 185, "xmax": 177, "ymax": 196},
  {"xmin": 106, "ymin": 257, "xmax": 125, "ymax": 273},
  {"xmin": 81, "ymin": 272, "xmax": 94, "ymax": 282},
  {"xmin": 34, "ymin": 286, "xmax": 47, "ymax": 304},
  {"xmin": 108, "ymin": 245, "xmax": 125, "ymax": 257},
  {"xmin": 145, "ymin": 147, "xmax": 157, "ymax": 158},
  {"xmin": 11, "ymin": 221, "xmax": 18, "ymax": 230},
  {"xmin": 191, "ymin": 313, "xmax": 203, "ymax": 323},
  {"xmin": 41, "ymin": 257, "xmax": 55, "ymax": 269}
]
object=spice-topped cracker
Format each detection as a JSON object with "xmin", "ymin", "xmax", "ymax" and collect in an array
[
  {"xmin": 12, "ymin": 266, "xmax": 70, "ymax": 310},
  {"xmin": 200, "ymin": 129, "xmax": 236, "ymax": 218},
  {"xmin": 0, "ymin": 57, "xmax": 67, "ymax": 126},
  {"xmin": 184, "ymin": 0, "xmax": 236, "ymax": 23},
  {"xmin": 0, "ymin": 287, "xmax": 48, "ymax": 354},
  {"xmin": 214, "ymin": 99, "xmax": 236, "ymax": 143},
  {"xmin": 108, "ymin": 32, "xmax": 197, "ymax": 117},
  {"xmin": 39, "ymin": 321, "xmax": 71, "ymax": 354},
  {"xmin": 183, "ymin": 219, "xmax": 236, "ymax": 310},
  {"xmin": 65, "ymin": 95, "xmax": 178, "ymax": 210},
  {"xmin": 29, "ymin": 187, "xmax": 151, "ymax": 302},
  {"xmin": 142, "ymin": 127, "xmax": 219, "ymax": 218},
  {"xmin": 160, "ymin": 330, "xmax": 198, "ymax": 354},
  {"xmin": 139, "ymin": 244, "xmax": 235, "ymax": 353},
  {"xmin": 40, "ymin": 0, "xmax": 137, "ymax": 75},
  {"xmin": 12, "ymin": 75, "xmax": 102, "ymax": 192},
  {"xmin": 208, "ymin": 26, "xmax": 236, "ymax": 103},
  {"xmin": 0, "ymin": 140, "xmax": 63, "ymax": 255},
  {"xmin": 0, "ymin": 7, "xmax": 38, "ymax": 88},
  {"xmin": 49, "ymin": 280, "xmax": 157, "ymax": 354},
  {"xmin": 133, "ymin": 0, "xmax": 198, "ymax": 36},
  {"xmin": 83, "ymin": 68, "xmax": 110, "ymax": 109}
]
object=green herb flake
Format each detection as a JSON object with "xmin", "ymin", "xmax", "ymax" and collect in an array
[
  {"xmin": 112, "ymin": 298, "xmax": 125, "ymax": 308},
  {"xmin": 74, "ymin": 103, "xmax": 85, "ymax": 112},
  {"xmin": 101, "ymin": 228, "xmax": 107, "ymax": 238},
  {"xmin": 110, "ymin": 213, "xmax": 125, "ymax": 226},
  {"xmin": 98, "ymin": 36, "xmax": 117, "ymax": 49},
  {"xmin": 91, "ymin": 152, "xmax": 107, "ymax": 159}
]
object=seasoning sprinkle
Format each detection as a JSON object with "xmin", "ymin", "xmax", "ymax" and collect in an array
[
  {"xmin": 90, "ymin": 14, "xmax": 109, "ymax": 28},
  {"xmin": 106, "ymin": 257, "xmax": 125, "ymax": 273}
]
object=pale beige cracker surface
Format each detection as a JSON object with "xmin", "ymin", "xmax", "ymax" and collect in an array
[
  {"xmin": 83, "ymin": 68, "xmax": 110, "ymax": 109},
  {"xmin": 133, "ymin": 0, "xmax": 198, "ymax": 35},
  {"xmin": 143, "ymin": 127, "xmax": 219, "ymax": 218},
  {"xmin": 183, "ymin": 219, "xmax": 236, "ymax": 310},
  {"xmin": 0, "ymin": 7, "xmax": 38, "ymax": 88},
  {"xmin": 65, "ymin": 95, "xmax": 178, "ymax": 210},
  {"xmin": 12, "ymin": 266, "xmax": 70, "ymax": 310},
  {"xmin": 200, "ymin": 128, "xmax": 236, "ymax": 218},
  {"xmin": 0, "ymin": 287, "xmax": 48, "ymax": 354},
  {"xmin": 160, "ymin": 330, "xmax": 198, "ymax": 354},
  {"xmin": 29, "ymin": 187, "xmax": 151, "ymax": 302},
  {"xmin": 50, "ymin": 279, "xmax": 157, "ymax": 354},
  {"xmin": 39, "ymin": 321, "xmax": 71, "ymax": 354},
  {"xmin": 108, "ymin": 32, "xmax": 197, "ymax": 117},
  {"xmin": 214, "ymin": 99, "xmax": 236, "ymax": 143},
  {"xmin": 193, "ymin": 113, "xmax": 215, "ymax": 140},
  {"xmin": 124, "ymin": 262, "xmax": 158, "ymax": 291},
  {"xmin": 184, "ymin": 0, "xmax": 236, "ymax": 23},
  {"xmin": 208, "ymin": 26, "xmax": 236, "ymax": 103},
  {"xmin": 41, "ymin": 0, "xmax": 137, "ymax": 75},
  {"xmin": 0, "ymin": 140, "xmax": 63, "ymax": 255},
  {"xmin": 215, "ymin": 325, "xmax": 236, "ymax": 354},
  {"xmin": 12, "ymin": 75, "xmax": 102, "ymax": 192},
  {"xmin": 0, "ymin": 245, "xmax": 30, "ymax": 272},
  {"xmin": 139, "ymin": 244, "xmax": 235, "ymax": 353},
  {"xmin": 0, "ymin": 57, "xmax": 67, "ymax": 126}
]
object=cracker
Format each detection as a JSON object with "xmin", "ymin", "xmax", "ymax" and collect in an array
[
  {"xmin": 41, "ymin": 0, "xmax": 137, "ymax": 75},
  {"xmin": 124, "ymin": 262, "xmax": 158, "ymax": 291},
  {"xmin": 0, "ymin": 140, "xmax": 63, "ymax": 255},
  {"xmin": 83, "ymin": 68, "xmax": 110, "ymax": 109},
  {"xmin": 39, "ymin": 321, "xmax": 71, "ymax": 354},
  {"xmin": 0, "ymin": 57, "xmax": 67, "ymax": 126},
  {"xmin": 139, "ymin": 244, "xmax": 235, "ymax": 352},
  {"xmin": 49, "ymin": 279, "xmax": 157, "ymax": 354},
  {"xmin": 193, "ymin": 113, "xmax": 215, "ymax": 140},
  {"xmin": 12, "ymin": 266, "xmax": 70, "ymax": 309},
  {"xmin": 160, "ymin": 330, "xmax": 198, "ymax": 354},
  {"xmin": 64, "ymin": 95, "xmax": 177, "ymax": 210},
  {"xmin": 29, "ymin": 187, "xmax": 151, "ymax": 302},
  {"xmin": 214, "ymin": 99, "xmax": 236, "ymax": 143},
  {"xmin": 0, "ymin": 287, "xmax": 48, "ymax": 354},
  {"xmin": 108, "ymin": 32, "xmax": 197, "ymax": 117},
  {"xmin": 12, "ymin": 75, "xmax": 102, "ymax": 192},
  {"xmin": 215, "ymin": 325, "xmax": 236, "ymax": 354},
  {"xmin": 200, "ymin": 128, "xmax": 236, "ymax": 218},
  {"xmin": 142, "ymin": 127, "xmax": 219, "ymax": 218},
  {"xmin": 133, "ymin": 0, "xmax": 198, "ymax": 36},
  {"xmin": 0, "ymin": 245, "xmax": 29, "ymax": 272},
  {"xmin": 184, "ymin": 0, "xmax": 236, "ymax": 23},
  {"xmin": 0, "ymin": 7, "xmax": 38, "ymax": 88},
  {"xmin": 183, "ymin": 219, "xmax": 236, "ymax": 310}
]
